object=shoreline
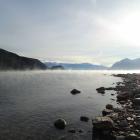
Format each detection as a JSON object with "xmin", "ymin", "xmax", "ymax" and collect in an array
[{"xmin": 93, "ymin": 73, "xmax": 140, "ymax": 140}]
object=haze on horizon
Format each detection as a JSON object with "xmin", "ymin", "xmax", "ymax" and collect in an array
[{"xmin": 1, "ymin": 0, "xmax": 140, "ymax": 66}]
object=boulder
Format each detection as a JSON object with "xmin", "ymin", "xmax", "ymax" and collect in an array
[
  {"xmin": 92, "ymin": 116, "xmax": 114, "ymax": 130},
  {"xmin": 106, "ymin": 104, "xmax": 113, "ymax": 110},
  {"xmin": 54, "ymin": 118, "xmax": 67, "ymax": 129},
  {"xmin": 80, "ymin": 116, "xmax": 89, "ymax": 122},
  {"xmin": 102, "ymin": 109, "xmax": 113, "ymax": 116},
  {"xmin": 70, "ymin": 89, "xmax": 81, "ymax": 95}
]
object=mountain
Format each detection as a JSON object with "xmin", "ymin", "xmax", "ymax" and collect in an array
[
  {"xmin": 0, "ymin": 48, "xmax": 47, "ymax": 70},
  {"xmin": 45, "ymin": 62, "xmax": 107, "ymax": 70},
  {"xmin": 111, "ymin": 58, "xmax": 140, "ymax": 70}
]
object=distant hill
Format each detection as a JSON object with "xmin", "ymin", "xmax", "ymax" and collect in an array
[
  {"xmin": 45, "ymin": 62, "xmax": 107, "ymax": 70},
  {"xmin": 50, "ymin": 65, "xmax": 64, "ymax": 70},
  {"xmin": 0, "ymin": 48, "xmax": 47, "ymax": 70},
  {"xmin": 111, "ymin": 58, "xmax": 140, "ymax": 70}
]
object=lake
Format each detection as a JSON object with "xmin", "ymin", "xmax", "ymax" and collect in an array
[{"xmin": 0, "ymin": 70, "xmax": 124, "ymax": 140}]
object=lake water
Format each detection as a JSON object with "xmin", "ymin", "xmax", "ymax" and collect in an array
[{"xmin": 0, "ymin": 70, "xmax": 124, "ymax": 140}]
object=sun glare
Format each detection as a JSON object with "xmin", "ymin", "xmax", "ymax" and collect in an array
[{"xmin": 114, "ymin": 12, "xmax": 140, "ymax": 46}]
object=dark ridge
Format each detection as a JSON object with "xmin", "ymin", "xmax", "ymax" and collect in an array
[{"xmin": 0, "ymin": 48, "xmax": 47, "ymax": 70}]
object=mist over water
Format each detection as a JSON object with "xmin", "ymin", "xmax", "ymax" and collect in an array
[{"xmin": 0, "ymin": 70, "xmax": 123, "ymax": 140}]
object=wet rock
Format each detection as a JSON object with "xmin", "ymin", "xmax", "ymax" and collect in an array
[
  {"xmin": 115, "ymin": 86, "xmax": 126, "ymax": 91},
  {"xmin": 70, "ymin": 89, "xmax": 81, "ymax": 95},
  {"xmin": 102, "ymin": 109, "xmax": 113, "ymax": 116},
  {"xmin": 106, "ymin": 104, "xmax": 113, "ymax": 110},
  {"xmin": 80, "ymin": 116, "xmax": 89, "ymax": 122},
  {"xmin": 92, "ymin": 116, "xmax": 114, "ymax": 130},
  {"xmin": 96, "ymin": 87, "xmax": 105, "ymax": 94},
  {"xmin": 105, "ymin": 87, "xmax": 116, "ymax": 90},
  {"xmin": 54, "ymin": 118, "xmax": 67, "ymax": 129},
  {"xmin": 117, "ymin": 92, "xmax": 129, "ymax": 101}
]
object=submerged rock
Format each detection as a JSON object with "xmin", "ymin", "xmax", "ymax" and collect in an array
[
  {"xmin": 68, "ymin": 129, "xmax": 76, "ymax": 133},
  {"xmin": 96, "ymin": 87, "xmax": 105, "ymax": 94},
  {"xmin": 54, "ymin": 118, "xmax": 67, "ymax": 129},
  {"xmin": 80, "ymin": 116, "xmax": 89, "ymax": 122},
  {"xmin": 70, "ymin": 89, "xmax": 81, "ymax": 95}
]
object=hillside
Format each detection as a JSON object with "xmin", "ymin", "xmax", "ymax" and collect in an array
[{"xmin": 0, "ymin": 48, "xmax": 47, "ymax": 70}]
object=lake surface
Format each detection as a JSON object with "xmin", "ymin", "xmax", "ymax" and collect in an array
[{"xmin": 0, "ymin": 70, "xmax": 123, "ymax": 140}]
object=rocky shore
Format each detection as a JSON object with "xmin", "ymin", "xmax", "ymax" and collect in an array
[{"xmin": 93, "ymin": 73, "xmax": 140, "ymax": 140}]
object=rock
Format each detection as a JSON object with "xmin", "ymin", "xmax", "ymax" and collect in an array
[
  {"xmin": 59, "ymin": 136, "xmax": 66, "ymax": 140},
  {"xmin": 125, "ymin": 133, "xmax": 139, "ymax": 140},
  {"xmin": 105, "ymin": 87, "xmax": 116, "ymax": 90},
  {"xmin": 115, "ymin": 136, "xmax": 125, "ymax": 140},
  {"xmin": 133, "ymin": 98, "xmax": 140, "ymax": 105},
  {"xmin": 117, "ymin": 92, "xmax": 129, "ymax": 101},
  {"xmin": 80, "ymin": 116, "xmax": 89, "ymax": 122},
  {"xmin": 127, "ymin": 117, "xmax": 134, "ymax": 121},
  {"xmin": 54, "ymin": 118, "xmax": 67, "ymax": 129},
  {"xmin": 96, "ymin": 87, "xmax": 105, "ymax": 94},
  {"xmin": 70, "ymin": 89, "xmax": 81, "ymax": 95},
  {"xmin": 113, "ymin": 108, "xmax": 123, "ymax": 113},
  {"xmin": 68, "ymin": 129, "xmax": 76, "ymax": 133},
  {"xmin": 78, "ymin": 129, "xmax": 83, "ymax": 133},
  {"xmin": 134, "ymin": 94, "xmax": 140, "ymax": 98},
  {"xmin": 102, "ymin": 109, "xmax": 113, "ymax": 116},
  {"xmin": 92, "ymin": 116, "xmax": 114, "ymax": 130},
  {"xmin": 106, "ymin": 104, "xmax": 113, "ymax": 110},
  {"xmin": 115, "ymin": 86, "xmax": 126, "ymax": 91},
  {"xmin": 107, "ymin": 113, "xmax": 118, "ymax": 121},
  {"xmin": 119, "ymin": 120, "xmax": 128, "ymax": 128}
]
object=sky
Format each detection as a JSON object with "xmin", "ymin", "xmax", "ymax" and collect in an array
[{"xmin": 1, "ymin": 0, "xmax": 140, "ymax": 66}]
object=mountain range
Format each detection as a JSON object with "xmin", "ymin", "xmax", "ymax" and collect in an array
[
  {"xmin": 46, "ymin": 58, "xmax": 140, "ymax": 70},
  {"xmin": 111, "ymin": 58, "xmax": 140, "ymax": 70},
  {"xmin": 45, "ymin": 62, "xmax": 107, "ymax": 70},
  {"xmin": 0, "ymin": 48, "xmax": 140, "ymax": 70}
]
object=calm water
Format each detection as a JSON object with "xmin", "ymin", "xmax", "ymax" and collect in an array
[{"xmin": 0, "ymin": 70, "xmax": 123, "ymax": 140}]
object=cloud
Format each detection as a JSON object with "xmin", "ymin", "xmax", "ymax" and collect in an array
[{"xmin": 0, "ymin": 0, "xmax": 140, "ymax": 65}]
